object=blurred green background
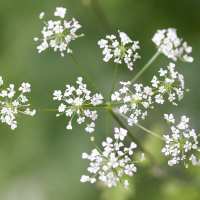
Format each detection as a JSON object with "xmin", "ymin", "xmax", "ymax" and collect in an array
[{"xmin": 0, "ymin": 0, "xmax": 200, "ymax": 199}]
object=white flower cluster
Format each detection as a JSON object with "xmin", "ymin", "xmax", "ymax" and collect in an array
[
  {"xmin": 151, "ymin": 62, "xmax": 185, "ymax": 105},
  {"xmin": 0, "ymin": 76, "xmax": 36, "ymax": 130},
  {"xmin": 162, "ymin": 114, "xmax": 200, "ymax": 167},
  {"xmin": 81, "ymin": 128, "xmax": 144, "ymax": 188},
  {"xmin": 98, "ymin": 31, "xmax": 140, "ymax": 70},
  {"xmin": 152, "ymin": 28, "xmax": 193, "ymax": 62},
  {"xmin": 53, "ymin": 77, "xmax": 103, "ymax": 132},
  {"xmin": 35, "ymin": 7, "xmax": 83, "ymax": 56},
  {"xmin": 112, "ymin": 81, "xmax": 154, "ymax": 125}
]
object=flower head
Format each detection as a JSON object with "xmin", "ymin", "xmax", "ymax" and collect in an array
[
  {"xmin": 0, "ymin": 76, "xmax": 36, "ymax": 130},
  {"xmin": 152, "ymin": 28, "xmax": 193, "ymax": 62},
  {"xmin": 53, "ymin": 77, "xmax": 103, "ymax": 132},
  {"xmin": 152, "ymin": 62, "xmax": 185, "ymax": 105},
  {"xmin": 35, "ymin": 7, "xmax": 83, "ymax": 56},
  {"xmin": 112, "ymin": 81, "xmax": 154, "ymax": 125},
  {"xmin": 98, "ymin": 31, "xmax": 140, "ymax": 70},
  {"xmin": 162, "ymin": 114, "xmax": 200, "ymax": 167},
  {"xmin": 81, "ymin": 128, "xmax": 142, "ymax": 188}
]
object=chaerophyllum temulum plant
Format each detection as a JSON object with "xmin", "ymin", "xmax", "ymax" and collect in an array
[{"xmin": 1, "ymin": 7, "xmax": 199, "ymax": 189}]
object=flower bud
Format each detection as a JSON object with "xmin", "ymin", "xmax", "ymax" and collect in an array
[
  {"xmin": 34, "ymin": 37, "xmax": 39, "ymax": 41},
  {"xmin": 39, "ymin": 12, "xmax": 45, "ymax": 19}
]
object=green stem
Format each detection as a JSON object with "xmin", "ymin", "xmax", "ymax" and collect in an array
[
  {"xmin": 91, "ymin": 140, "xmax": 103, "ymax": 154},
  {"xmin": 83, "ymin": 104, "xmax": 108, "ymax": 108},
  {"xmin": 35, "ymin": 109, "xmax": 58, "ymax": 112},
  {"xmin": 32, "ymin": 102, "xmax": 124, "ymax": 112},
  {"xmin": 134, "ymin": 122, "xmax": 165, "ymax": 141},
  {"xmin": 106, "ymin": 63, "xmax": 119, "ymax": 136},
  {"xmin": 69, "ymin": 53, "xmax": 106, "ymax": 102},
  {"xmin": 106, "ymin": 109, "xmax": 110, "ymax": 137},
  {"xmin": 28, "ymin": 104, "xmax": 108, "ymax": 113},
  {"xmin": 111, "ymin": 102, "xmax": 125, "ymax": 106},
  {"xmin": 129, "ymin": 51, "xmax": 160, "ymax": 87},
  {"xmin": 114, "ymin": 108, "xmax": 165, "ymax": 141},
  {"xmin": 109, "ymin": 63, "xmax": 119, "ymax": 102},
  {"xmin": 84, "ymin": 102, "xmax": 124, "ymax": 108}
]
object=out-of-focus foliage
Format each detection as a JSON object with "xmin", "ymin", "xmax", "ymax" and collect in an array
[{"xmin": 0, "ymin": 0, "xmax": 200, "ymax": 199}]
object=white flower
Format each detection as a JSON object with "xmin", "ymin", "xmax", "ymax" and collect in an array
[
  {"xmin": 81, "ymin": 128, "xmax": 142, "ymax": 188},
  {"xmin": 58, "ymin": 103, "xmax": 66, "ymax": 112},
  {"xmin": 162, "ymin": 145, "xmax": 173, "ymax": 156},
  {"xmin": 127, "ymin": 114, "xmax": 138, "ymax": 126},
  {"xmin": 0, "ymin": 77, "xmax": 35, "ymax": 130},
  {"xmin": 132, "ymin": 41, "xmax": 140, "ymax": 51},
  {"xmin": 19, "ymin": 83, "xmax": 31, "ymax": 93},
  {"xmin": 114, "ymin": 127, "xmax": 127, "ymax": 141},
  {"xmin": 53, "ymin": 90, "xmax": 62, "ymax": 100},
  {"xmin": 98, "ymin": 31, "xmax": 140, "ymax": 70},
  {"xmin": 98, "ymin": 39, "xmax": 108, "ymax": 48},
  {"xmin": 162, "ymin": 114, "xmax": 199, "ymax": 167},
  {"xmin": 151, "ymin": 76, "xmax": 160, "ymax": 88},
  {"xmin": 107, "ymin": 153, "xmax": 119, "ymax": 168},
  {"xmin": 164, "ymin": 113, "xmax": 175, "ymax": 123},
  {"xmin": 91, "ymin": 94, "xmax": 103, "ymax": 106},
  {"xmin": 189, "ymin": 154, "xmax": 200, "ymax": 166},
  {"xmin": 119, "ymin": 105, "xmax": 129, "ymax": 114},
  {"xmin": 77, "ymin": 117, "xmax": 85, "ymax": 124},
  {"xmin": 87, "ymin": 162, "xmax": 100, "ymax": 173},
  {"xmin": 90, "ymin": 110, "xmax": 98, "ymax": 121},
  {"xmin": 113, "ymin": 82, "xmax": 153, "ymax": 126},
  {"xmin": 54, "ymin": 7, "xmax": 67, "ymax": 18},
  {"xmin": 111, "ymin": 92, "xmax": 121, "ymax": 101},
  {"xmin": 155, "ymin": 94, "xmax": 164, "ymax": 104},
  {"xmin": 35, "ymin": 7, "xmax": 83, "ymax": 56},
  {"xmin": 152, "ymin": 63, "xmax": 185, "ymax": 105},
  {"xmin": 124, "ymin": 142, "xmax": 137, "ymax": 155},
  {"xmin": 85, "ymin": 122, "xmax": 95, "ymax": 133},
  {"xmin": 124, "ymin": 164, "xmax": 137, "ymax": 176},
  {"xmin": 152, "ymin": 28, "xmax": 193, "ymax": 62},
  {"xmin": 158, "ymin": 68, "xmax": 167, "ymax": 76},
  {"xmin": 183, "ymin": 54, "xmax": 193, "ymax": 62},
  {"xmin": 102, "ymin": 137, "xmax": 113, "ymax": 152},
  {"xmin": 53, "ymin": 77, "xmax": 103, "ymax": 132},
  {"xmin": 37, "ymin": 40, "xmax": 49, "ymax": 53}
]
